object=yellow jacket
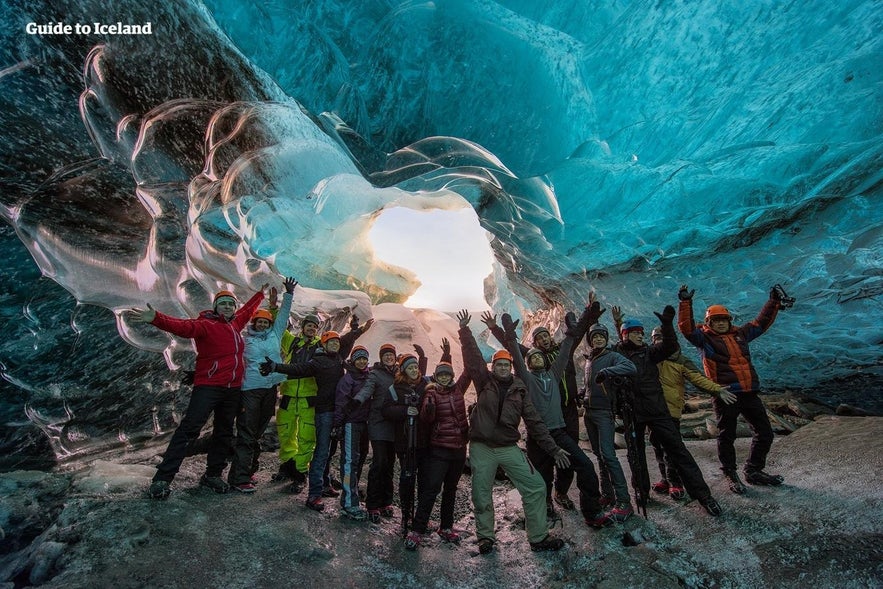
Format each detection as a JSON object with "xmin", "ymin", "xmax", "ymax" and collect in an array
[{"xmin": 657, "ymin": 350, "xmax": 722, "ymax": 418}]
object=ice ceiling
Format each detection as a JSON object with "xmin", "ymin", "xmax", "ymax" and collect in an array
[{"xmin": 0, "ymin": 0, "xmax": 881, "ymax": 462}]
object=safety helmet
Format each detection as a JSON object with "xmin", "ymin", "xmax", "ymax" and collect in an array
[
  {"xmin": 320, "ymin": 331, "xmax": 340, "ymax": 346},
  {"xmin": 525, "ymin": 348, "xmax": 546, "ymax": 367},
  {"xmin": 213, "ymin": 290, "xmax": 237, "ymax": 310},
  {"xmin": 251, "ymin": 309, "xmax": 274, "ymax": 323},
  {"xmin": 302, "ymin": 313, "xmax": 321, "ymax": 328},
  {"xmin": 434, "ymin": 362, "xmax": 455, "ymax": 377},
  {"xmin": 621, "ymin": 318, "xmax": 644, "ymax": 335},
  {"xmin": 379, "ymin": 343, "xmax": 397, "ymax": 358},
  {"xmin": 398, "ymin": 354, "xmax": 419, "ymax": 371},
  {"xmin": 588, "ymin": 324, "xmax": 609, "ymax": 341},
  {"xmin": 350, "ymin": 345, "xmax": 369, "ymax": 361},
  {"xmin": 705, "ymin": 305, "xmax": 732, "ymax": 322},
  {"xmin": 531, "ymin": 326, "xmax": 551, "ymax": 341},
  {"xmin": 491, "ymin": 349, "xmax": 513, "ymax": 364}
]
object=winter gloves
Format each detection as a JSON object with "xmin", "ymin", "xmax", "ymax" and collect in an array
[
  {"xmin": 283, "ymin": 277, "xmax": 298, "ymax": 295},
  {"xmin": 653, "ymin": 305, "xmax": 676, "ymax": 326},
  {"xmin": 259, "ymin": 357, "xmax": 277, "ymax": 376}
]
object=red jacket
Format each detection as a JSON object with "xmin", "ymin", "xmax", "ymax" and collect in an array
[
  {"xmin": 678, "ymin": 298, "xmax": 779, "ymax": 393},
  {"xmin": 150, "ymin": 291, "xmax": 264, "ymax": 388},
  {"xmin": 420, "ymin": 374, "xmax": 471, "ymax": 450}
]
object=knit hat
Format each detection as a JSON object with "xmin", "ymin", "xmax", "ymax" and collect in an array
[
  {"xmin": 531, "ymin": 326, "xmax": 551, "ymax": 341},
  {"xmin": 213, "ymin": 290, "xmax": 237, "ymax": 310},
  {"xmin": 301, "ymin": 313, "xmax": 320, "ymax": 328},
  {"xmin": 351, "ymin": 346, "xmax": 369, "ymax": 361},
  {"xmin": 399, "ymin": 354, "xmax": 419, "ymax": 372},
  {"xmin": 434, "ymin": 362, "xmax": 455, "ymax": 378}
]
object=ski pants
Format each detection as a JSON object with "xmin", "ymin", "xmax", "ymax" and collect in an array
[
  {"xmin": 153, "ymin": 385, "xmax": 239, "ymax": 482},
  {"xmin": 275, "ymin": 395, "xmax": 315, "ymax": 474},
  {"xmin": 229, "ymin": 386, "xmax": 277, "ymax": 485},
  {"xmin": 713, "ymin": 392, "xmax": 774, "ymax": 472}
]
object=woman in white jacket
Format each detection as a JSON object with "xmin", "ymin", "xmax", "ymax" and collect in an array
[{"xmin": 228, "ymin": 277, "xmax": 297, "ymax": 492}]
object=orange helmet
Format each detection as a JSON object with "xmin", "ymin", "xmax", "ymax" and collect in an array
[
  {"xmin": 213, "ymin": 290, "xmax": 237, "ymax": 309},
  {"xmin": 491, "ymin": 349, "xmax": 513, "ymax": 364},
  {"xmin": 705, "ymin": 305, "xmax": 732, "ymax": 322},
  {"xmin": 251, "ymin": 309, "xmax": 274, "ymax": 323},
  {"xmin": 320, "ymin": 331, "xmax": 341, "ymax": 345}
]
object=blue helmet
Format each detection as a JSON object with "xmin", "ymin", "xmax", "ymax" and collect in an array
[{"xmin": 620, "ymin": 318, "xmax": 644, "ymax": 336}]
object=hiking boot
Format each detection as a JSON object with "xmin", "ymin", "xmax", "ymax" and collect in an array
[
  {"xmin": 477, "ymin": 538, "xmax": 495, "ymax": 555},
  {"xmin": 380, "ymin": 505, "xmax": 395, "ymax": 518},
  {"xmin": 554, "ymin": 491, "xmax": 575, "ymax": 511},
  {"xmin": 699, "ymin": 496, "xmax": 723, "ymax": 516},
  {"xmin": 546, "ymin": 503, "xmax": 557, "ymax": 520},
  {"xmin": 249, "ymin": 474, "xmax": 259, "ymax": 484},
  {"xmin": 608, "ymin": 504, "xmax": 633, "ymax": 523},
  {"xmin": 342, "ymin": 506, "xmax": 368, "ymax": 521},
  {"xmin": 724, "ymin": 470, "xmax": 747, "ymax": 494},
  {"xmin": 232, "ymin": 482, "xmax": 257, "ymax": 494},
  {"xmin": 585, "ymin": 510, "xmax": 614, "ymax": 528},
  {"xmin": 199, "ymin": 475, "xmax": 229, "ymax": 494},
  {"xmin": 529, "ymin": 534, "xmax": 565, "ymax": 552},
  {"xmin": 668, "ymin": 485, "xmax": 687, "ymax": 500},
  {"xmin": 404, "ymin": 530, "xmax": 422, "ymax": 551},
  {"xmin": 306, "ymin": 496, "xmax": 325, "ymax": 512},
  {"xmin": 271, "ymin": 460, "xmax": 296, "ymax": 482},
  {"xmin": 437, "ymin": 528, "xmax": 461, "ymax": 544},
  {"xmin": 744, "ymin": 469, "xmax": 784, "ymax": 486},
  {"xmin": 148, "ymin": 480, "xmax": 171, "ymax": 500},
  {"xmin": 651, "ymin": 480, "xmax": 670, "ymax": 494},
  {"xmin": 322, "ymin": 485, "xmax": 340, "ymax": 498},
  {"xmin": 287, "ymin": 480, "xmax": 305, "ymax": 494},
  {"xmin": 368, "ymin": 509, "xmax": 381, "ymax": 524}
]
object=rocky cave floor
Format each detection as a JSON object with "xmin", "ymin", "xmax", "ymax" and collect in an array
[{"xmin": 1, "ymin": 415, "xmax": 882, "ymax": 589}]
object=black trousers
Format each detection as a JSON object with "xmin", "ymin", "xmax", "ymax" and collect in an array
[
  {"xmin": 554, "ymin": 402, "xmax": 579, "ymax": 494},
  {"xmin": 713, "ymin": 392, "xmax": 774, "ymax": 472},
  {"xmin": 527, "ymin": 427, "xmax": 601, "ymax": 517},
  {"xmin": 229, "ymin": 387, "xmax": 277, "ymax": 485},
  {"xmin": 649, "ymin": 417, "xmax": 683, "ymax": 486},
  {"xmin": 412, "ymin": 446, "xmax": 466, "ymax": 533},
  {"xmin": 637, "ymin": 416, "xmax": 711, "ymax": 501},
  {"xmin": 154, "ymin": 385, "xmax": 239, "ymax": 482},
  {"xmin": 366, "ymin": 439, "xmax": 397, "ymax": 511}
]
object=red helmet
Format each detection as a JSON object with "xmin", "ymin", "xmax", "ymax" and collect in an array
[
  {"xmin": 491, "ymin": 349, "xmax": 513, "ymax": 364},
  {"xmin": 251, "ymin": 309, "xmax": 274, "ymax": 323},
  {"xmin": 320, "ymin": 331, "xmax": 341, "ymax": 345},
  {"xmin": 705, "ymin": 305, "xmax": 732, "ymax": 322}
]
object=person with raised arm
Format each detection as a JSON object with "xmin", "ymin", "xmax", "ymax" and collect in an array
[{"xmin": 130, "ymin": 283, "xmax": 266, "ymax": 499}]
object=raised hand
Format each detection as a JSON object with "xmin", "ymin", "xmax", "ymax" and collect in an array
[
  {"xmin": 611, "ymin": 305, "xmax": 623, "ymax": 324},
  {"xmin": 283, "ymin": 277, "xmax": 298, "ymax": 295},
  {"xmin": 480, "ymin": 311, "xmax": 498, "ymax": 330},
  {"xmin": 259, "ymin": 356, "xmax": 276, "ymax": 376},
  {"xmin": 129, "ymin": 303, "xmax": 156, "ymax": 324},
  {"xmin": 500, "ymin": 313, "xmax": 520, "ymax": 338},
  {"xmin": 564, "ymin": 311, "xmax": 579, "ymax": 336},
  {"xmin": 441, "ymin": 337, "xmax": 451, "ymax": 356},
  {"xmin": 653, "ymin": 305, "xmax": 676, "ymax": 325},
  {"xmin": 457, "ymin": 309, "xmax": 471, "ymax": 328},
  {"xmin": 413, "ymin": 344, "xmax": 426, "ymax": 359},
  {"xmin": 268, "ymin": 287, "xmax": 278, "ymax": 309},
  {"xmin": 678, "ymin": 284, "xmax": 695, "ymax": 301},
  {"xmin": 361, "ymin": 318, "xmax": 374, "ymax": 332},
  {"xmin": 259, "ymin": 283, "xmax": 269, "ymax": 293},
  {"xmin": 350, "ymin": 314, "xmax": 360, "ymax": 330}
]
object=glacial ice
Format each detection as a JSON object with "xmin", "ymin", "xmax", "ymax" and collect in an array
[{"xmin": 0, "ymin": 0, "xmax": 881, "ymax": 462}]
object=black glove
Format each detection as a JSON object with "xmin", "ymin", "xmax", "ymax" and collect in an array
[
  {"xmin": 576, "ymin": 387, "xmax": 586, "ymax": 408},
  {"xmin": 501, "ymin": 313, "xmax": 520, "ymax": 341},
  {"xmin": 456, "ymin": 309, "xmax": 471, "ymax": 328},
  {"xmin": 350, "ymin": 314, "xmax": 360, "ymax": 330},
  {"xmin": 330, "ymin": 426, "xmax": 343, "ymax": 441},
  {"xmin": 585, "ymin": 301, "xmax": 604, "ymax": 326},
  {"xmin": 678, "ymin": 285, "xmax": 695, "ymax": 301},
  {"xmin": 564, "ymin": 311, "xmax": 579, "ymax": 337},
  {"xmin": 413, "ymin": 344, "xmax": 425, "ymax": 359},
  {"xmin": 259, "ymin": 356, "xmax": 276, "ymax": 376},
  {"xmin": 654, "ymin": 305, "xmax": 676, "ymax": 326},
  {"xmin": 441, "ymin": 337, "xmax": 451, "ymax": 357},
  {"xmin": 769, "ymin": 285, "xmax": 782, "ymax": 301},
  {"xmin": 595, "ymin": 369, "xmax": 607, "ymax": 384},
  {"xmin": 283, "ymin": 277, "xmax": 298, "ymax": 295}
]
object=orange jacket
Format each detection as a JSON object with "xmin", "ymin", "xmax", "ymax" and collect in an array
[{"xmin": 678, "ymin": 298, "xmax": 779, "ymax": 393}]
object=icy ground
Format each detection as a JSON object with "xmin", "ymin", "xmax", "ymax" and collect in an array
[{"xmin": 1, "ymin": 416, "xmax": 880, "ymax": 589}]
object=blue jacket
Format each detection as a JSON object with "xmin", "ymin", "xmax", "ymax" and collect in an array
[{"xmin": 241, "ymin": 292, "xmax": 293, "ymax": 391}]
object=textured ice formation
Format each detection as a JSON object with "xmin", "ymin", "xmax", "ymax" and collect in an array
[{"xmin": 0, "ymin": 0, "xmax": 881, "ymax": 462}]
